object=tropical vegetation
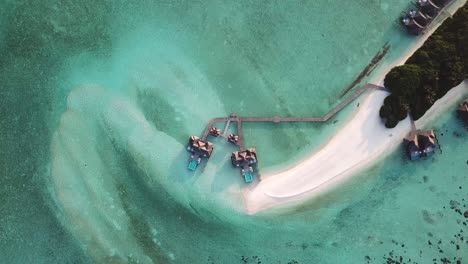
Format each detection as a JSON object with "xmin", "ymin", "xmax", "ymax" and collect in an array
[{"xmin": 380, "ymin": 4, "xmax": 467, "ymax": 128}]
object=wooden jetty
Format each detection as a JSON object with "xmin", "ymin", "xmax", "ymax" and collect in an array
[{"xmin": 201, "ymin": 83, "xmax": 385, "ymax": 150}]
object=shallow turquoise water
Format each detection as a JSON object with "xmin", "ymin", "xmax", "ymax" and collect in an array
[{"xmin": 0, "ymin": 1, "xmax": 466, "ymax": 263}]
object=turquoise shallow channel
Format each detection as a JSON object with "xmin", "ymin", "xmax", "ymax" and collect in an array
[{"xmin": 0, "ymin": 0, "xmax": 467, "ymax": 263}]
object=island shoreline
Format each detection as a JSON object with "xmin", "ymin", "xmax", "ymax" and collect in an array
[{"xmin": 243, "ymin": 1, "xmax": 468, "ymax": 215}]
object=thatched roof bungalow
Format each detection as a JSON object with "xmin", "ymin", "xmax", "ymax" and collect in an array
[
  {"xmin": 417, "ymin": 0, "xmax": 440, "ymax": 18},
  {"xmin": 231, "ymin": 148, "xmax": 257, "ymax": 167},
  {"xmin": 400, "ymin": 15, "xmax": 425, "ymax": 35},
  {"xmin": 418, "ymin": 130, "xmax": 436, "ymax": 156},
  {"xmin": 209, "ymin": 127, "xmax": 221, "ymax": 137},
  {"xmin": 187, "ymin": 136, "xmax": 213, "ymax": 158},
  {"xmin": 403, "ymin": 130, "xmax": 437, "ymax": 160},
  {"xmin": 228, "ymin": 134, "xmax": 239, "ymax": 144},
  {"xmin": 408, "ymin": 9, "xmax": 429, "ymax": 26},
  {"xmin": 404, "ymin": 134, "xmax": 422, "ymax": 160}
]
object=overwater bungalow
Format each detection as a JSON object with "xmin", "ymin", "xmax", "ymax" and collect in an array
[
  {"xmin": 408, "ymin": 9, "xmax": 430, "ymax": 26},
  {"xmin": 400, "ymin": 15, "xmax": 425, "ymax": 35},
  {"xmin": 187, "ymin": 136, "xmax": 213, "ymax": 157},
  {"xmin": 186, "ymin": 136, "xmax": 214, "ymax": 170},
  {"xmin": 209, "ymin": 127, "xmax": 221, "ymax": 137},
  {"xmin": 457, "ymin": 98, "xmax": 468, "ymax": 124},
  {"xmin": 417, "ymin": 0, "xmax": 440, "ymax": 18},
  {"xmin": 419, "ymin": 130, "xmax": 436, "ymax": 156},
  {"xmin": 231, "ymin": 148, "xmax": 257, "ymax": 183},
  {"xmin": 403, "ymin": 130, "xmax": 436, "ymax": 160},
  {"xmin": 405, "ymin": 134, "xmax": 422, "ymax": 160},
  {"xmin": 228, "ymin": 134, "xmax": 239, "ymax": 144},
  {"xmin": 231, "ymin": 149, "xmax": 257, "ymax": 167}
]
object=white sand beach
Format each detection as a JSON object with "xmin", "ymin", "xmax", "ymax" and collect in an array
[
  {"xmin": 245, "ymin": 81, "xmax": 467, "ymax": 214},
  {"xmin": 244, "ymin": 90, "xmax": 411, "ymax": 214},
  {"xmin": 244, "ymin": 1, "xmax": 468, "ymax": 214}
]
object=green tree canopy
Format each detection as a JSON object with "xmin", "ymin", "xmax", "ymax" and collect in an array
[
  {"xmin": 379, "ymin": 4, "xmax": 467, "ymax": 127},
  {"xmin": 384, "ymin": 64, "xmax": 422, "ymax": 98}
]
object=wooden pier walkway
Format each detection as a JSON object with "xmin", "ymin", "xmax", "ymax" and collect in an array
[{"xmin": 201, "ymin": 83, "xmax": 385, "ymax": 150}]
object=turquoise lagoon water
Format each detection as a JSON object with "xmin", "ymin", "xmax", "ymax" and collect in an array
[{"xmin": 1, "ymin": 0, "xmax": 467, "ymax": 263}]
